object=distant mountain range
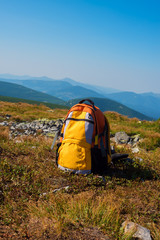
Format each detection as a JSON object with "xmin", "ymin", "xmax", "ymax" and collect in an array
[
  {"xmin": 0, "ymin": 74, "xmax": 160, "ymax": 120},
  {"xmin": 0, "ymin": 79, "xmax": 152, "ymax": 121},
  {"xmin": 67, "ymin": 98, "xmax": 152, "ymax": 120},
  {"xmin": 0, "ymin": 79, "xmax": 103, "ymax": 101},
  {"xmin": 106, "ymin": 92, "xmax": 160, "ymax": 120},
  {"xmin": 0, "ymin": 92, "xmax": 152, "ymax": 121},
  {"xmin": 0, "ymin": 81, "xmax": 65, "ymax": 105},
  {"xmin": 0, "ymin": 74, "xmax": 120, "ymax": 95}
]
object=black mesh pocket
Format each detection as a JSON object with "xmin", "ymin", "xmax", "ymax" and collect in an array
[
  {"xmin": 91, "ymin": 148, "xmax": 108, "ymax": 174},
  {"xmin": 56, "ymin": 142, "xmax": 61, "ymax": 166}
]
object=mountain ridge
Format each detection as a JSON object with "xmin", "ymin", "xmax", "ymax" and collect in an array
[
  {"xmin": 0, "ymin": 95, "xmax": 69, "ymax": 109},
  {"xmin": 0, "ymin": 79, "xmax": 104, "ymax": 101},
  {"xmin": 0, "ymin": 81, "xmax": 65, "ymax": 105},
  {"xmin": 0, "ymin": 74, "xmax": 159, "ymax": 119},
  {"xmin": 0, "ymin": 80, "xmax": 152, "ymax": 120},
  {"xmin": 0, "ymin": 74, "xmax": 120, "ymax": 94},
  {"xmin": 67, "ymin": 98, "xmax": 152, "ymax": 121},
  {"xmin": 106, "ymin": 91, "xmax": 160, "ymax": 120}
]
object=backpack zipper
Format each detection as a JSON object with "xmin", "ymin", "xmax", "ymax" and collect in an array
[{"xmin": 65, "ymin": 117, "xmax": 94, "ymax": 124}]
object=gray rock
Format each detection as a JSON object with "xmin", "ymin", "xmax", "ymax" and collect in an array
[
  {"xmin": 115, "ymin": 132, "xmax": 130, "ymax": 144},
  {"xmin": 0, "ymin": 121, "xmax": 9, "ymax": 126},
  {"xmin": 128, "ymin": 134, "xmax": 140, "ymax": 147},
  {"xmin": 6, "ymin": 114, "xmax": 12, "ymax": 119},
  {"xmin": 50, "ymin": 126, "xmax": 58, "ymax": 131},
  {"xmin": 133, "ymin": 135, "xmax": 140, "ymax": 143},
  {"xmin": 53, "ymin": 186, "xmax": 70, "ymax": 193},
  {"xmin": 15, "ymin": 140, "xmax": 22, "ymax": 143},
  {"xmin": 40, "ymin": 192, "xmax": 47, "ymax": 197},
  {"xmin": 8, "ymin": 119, "xmax": 64, "ymax": 137},
  {"xmin": 132, "ymin": 147, "xmax": 139, "ymax": 153},
  {"xmin": 111, "ymin": 145, "xmax": 116, "ymax": 154},
  {"xmin": 135, "ymin": 157, "xmax": 143, "ymax": 163},
  {"xmin": 43, "ymin": 129, "xmax": 50, "ymax": 133},
  {"xmin": 122, "ymin": 221, "xmax": 152, "ymax": 240}
]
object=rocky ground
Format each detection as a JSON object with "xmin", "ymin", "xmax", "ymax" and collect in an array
[
  {"xmin": 0, "ymin": 106, "xmax": 159, "ymax": 240},
  {"xmin": 0, "ymin": 116, "xmax": 141, "ymax": 153},
  {"xmin": 0, "ymin": 118, "xmax": 63, "ymax": 138}
]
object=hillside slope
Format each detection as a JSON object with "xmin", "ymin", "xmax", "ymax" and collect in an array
[
  {"xmin": 0, "ymin": 102, "xmax": 160, "ymax": 239},
  {"xmin": 0, "ymin": 81, "xmax": 66, "ymax": 105},
  {"xmin": 0, "ymin": 74, "xmax": 119, "ymax": 94},
  {"xmin": 106, "ymin": 91, "xmax": 160, "ymax": 120},
  {"xmin": 0, "ymin": 77, "xmax": 157, "ymax": 120},
  {"xmin": 2, "ymin": 75, "xmax": 160, "ymax": 120},
  {"xmin": 0, "ymin": 78, "xmax": 104, "ymax": 100},
  {"xmin": 67, "ymin": 98, "xmax": 152, "ymax": 120},
  {"xmin": 0, "ymin": 95, "xmax": 69, "ymax": 109}
]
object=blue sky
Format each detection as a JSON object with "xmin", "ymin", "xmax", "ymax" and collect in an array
[{"xmin": 0, "ymin": 0, "xmax": 160, "ymax": 93}]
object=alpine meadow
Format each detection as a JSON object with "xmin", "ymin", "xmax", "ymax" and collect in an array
[
  {"xmin": 0, "ymin": 0, "xmax": 160, "ymax": 239},
  {"xmin": 0, "ymin": 101, "xmax": 160, "ymax": 239}
]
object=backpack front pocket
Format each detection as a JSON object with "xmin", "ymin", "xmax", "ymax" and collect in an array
[{"xmin": 58, "ymin": 139, "xmax": 91, "ymax": 173}]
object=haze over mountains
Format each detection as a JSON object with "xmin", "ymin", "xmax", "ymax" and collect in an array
[
  {"xmin": 107, "ymin": 92, "xmax": 160, "ymax": 120},
  {"xmin": 0, "ymin": 79, "xmax": 103, "ymax": 101},
  {"xmin": 0, "ymin": 74, "xmax": 160, "ymax": 120},
  {"xmin": 0, "ymin": 81, "xmax": 151, "ymax": 121},
  {"xmin": 0, "ymin": 81, "xmax": 65, "ymax": 105}
]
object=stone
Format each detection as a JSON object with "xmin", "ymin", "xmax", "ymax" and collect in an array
[
  {"xmin": 135, "ymin": 157, "xmax": 143, "ymax": 162},
  {"xmin": 15, "ymin": 140, "xmax": 22, "ymax": 143},
  {"xmin": 53, "ymin": 186, "xmax": 70, "ymax": 193},
  {"xmin": 50, "ymin": 126, "xmax": 58, "ymax": 131},
  {"xmin": 128, "ymin": 134, "xmax": 140, "ymax": 147},
  {"xmin": 111, "ymin": 145, "xmax": 116, "ymax": 154},
  {"xmin": 0, "ymin": 121, "xmax": 9, "ymax": 126},
  {"xmin": 132, "ymin": 147, "xmax": 139, "ymax": 153},
  {"xmin": 133, "ymin": 135, "xmax": 140, "ymax": 143},
  {"xmin": 115, "ymin": 132, "xmax": 130, "ymax": 144},
  {"xmin": 6, "ymin": 114, "xmax": 11, "ymax": 119},
  {"xmin": 7, "ymin": 119, "xmax": 64, "ymax": 137},
  {"xmin": 43, "ymin": 129, "xmax": 50, "ymax": 133},
  {"xmin": 122, "ymin": 221, "xmax": 152, "ymax": 240}
]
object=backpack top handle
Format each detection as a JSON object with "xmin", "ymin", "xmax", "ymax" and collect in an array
[{"xmin": 79, "ymin": 99, "xmax": 95, "ymax": 107}]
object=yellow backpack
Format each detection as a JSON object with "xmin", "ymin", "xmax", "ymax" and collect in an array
[{"xmin": 56, "ymin": 99, "xmax": 111, "ymax": 174}]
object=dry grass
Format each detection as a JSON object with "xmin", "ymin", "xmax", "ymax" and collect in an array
[
  {"xmin": 0, "ymin": 104, "xmax": 160, "ymax": 239},
  {"xmin": 27, "ymin": 191, "xmax": 122, "ymax": 239},
  {"xmin": 0, "ymin": 101, "xmax": 68, "ymax": 121}
]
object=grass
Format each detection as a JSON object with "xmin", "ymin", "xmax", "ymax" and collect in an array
[
  {"xmin": 0, "ymin": 101, "xmax": 68, "ymax": 122},
  {"xmin": 106, "ymin": 111, "xmax": 160, "ymax": 152},
  {"xmin": 0, "ymin": 95, "xmax": 69, "ymax": 110},
  {"xmin": 0, "ymin": 102, "xmax": 160, "ymax": 239}
]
